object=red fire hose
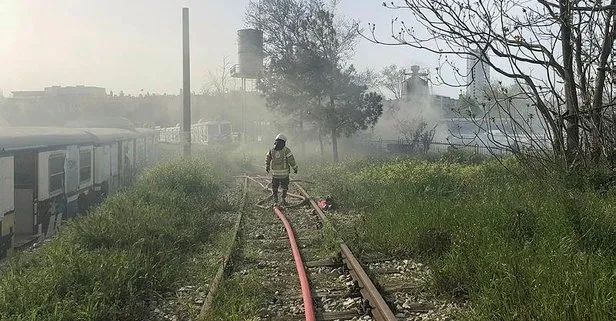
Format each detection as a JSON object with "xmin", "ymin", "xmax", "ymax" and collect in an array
[{"xmin": 273, "ymin": 205, "xmax": 316, "ymax": 321}]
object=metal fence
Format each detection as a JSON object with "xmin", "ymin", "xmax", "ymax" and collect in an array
[
  {"xmin": 367, "ymin": 139, "xmax": 513, "ymax": 156},
  {"xmin": 157, "ymin": 124, "xmax": 210, "ymax": 144}
]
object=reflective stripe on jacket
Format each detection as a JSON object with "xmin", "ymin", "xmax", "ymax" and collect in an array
[{"xmin": 266, "ymin": 146, "xmax": 297, "ymax": 178}]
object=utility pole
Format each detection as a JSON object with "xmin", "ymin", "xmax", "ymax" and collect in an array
[
  {"xmin": 242, "ymin": 78, "xmax": 247, "ymax": 144},
  {"xmin": 182, "ymin": 7, "xmax": 192, "ymax": 157}
]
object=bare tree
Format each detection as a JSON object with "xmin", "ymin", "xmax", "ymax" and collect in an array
[
  {"xmin": 202, "ymin": 57, "xmax": 236, "ymax": 96},
  {"xmin": 395, "ymin": 118, "xmax": 437, "ymax": 153},
  {"xmin": 380, "ymin": 64, "xmax": 407, "ymax": 99},
  {"xmin": 366, "ymin": 0, "xmax": 616, "ymax": 168}
]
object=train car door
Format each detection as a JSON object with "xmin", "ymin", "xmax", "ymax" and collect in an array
[
  {"xmin": 119, "ymin": 141, "xmax": 134, "ymax": 187},
  {"xmin": 37, "ymin": 151, "xmax": 66, "ymax": 238},
  {"xmin": 64, "ymin": 145, "xmax": 80, "ymax": 221},
  {"xmin": 0, "ymin": 156, "xmax": 15, "ymax": 257},
  {"xmin": 135, "ymin": 138, "xmax": 146, "ymax": 170},
  {"xmin": 13, "ymin": 151, "xmax": 37, "ymax": 248},
  {"xmin": 94, "ymin": 144, "xmax": 111, "ymax": 193},
  {"xmin": 117, "ymin": 142, "xmax": 124, "ymax": 187},
  {"xmin": 108, "ymin": 142, "xmax": 119, "ymax": 193}
]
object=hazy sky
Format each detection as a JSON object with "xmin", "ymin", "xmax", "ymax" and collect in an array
[{"xmin": 0, "ymin": 0, "xmax": 462, "ymax": 98}]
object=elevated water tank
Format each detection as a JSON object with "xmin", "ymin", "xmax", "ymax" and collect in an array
[{"xmin": 237, "ymin": 29, "xmax": 263, "ymax": 79}]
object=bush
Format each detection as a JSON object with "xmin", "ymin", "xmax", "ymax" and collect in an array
[
  {"xmin": 439, "ymin": 148, "xmax": 489, "ymax": 165},
  {"xmin": 0, "ymin": 159, "xmax": 223, "ymax": 321},
  {"xmin": 316, "ymin": 158, "xmax": 616, "ymax": 321}
]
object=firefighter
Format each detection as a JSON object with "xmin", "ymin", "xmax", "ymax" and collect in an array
[{"xmin": 265, "ymin": 133, "xmax": 298, "ymax": 205}]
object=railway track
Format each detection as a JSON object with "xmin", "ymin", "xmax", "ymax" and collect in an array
[
  {"xmin": 201, "ymin": 174, "xmax": 465, "ymax": 320},
  {"xmin": 200, "ymin": 175, "xmax": 395, "ymax": 320}
]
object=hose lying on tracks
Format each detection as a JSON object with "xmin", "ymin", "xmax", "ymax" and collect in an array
[
  {"xmin": 273, "ymin": 205, "xmax": 316, "ymax": 321},
  {"xmin": 245, "ymin": 176, "xmax": 305, "ymax": 200},
  {"xmin": 245, "ymin": 176, "xmax": 307, "ymax": 210}
]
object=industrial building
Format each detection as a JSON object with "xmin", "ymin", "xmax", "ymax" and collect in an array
[{"xmin": 466, "ymin": 49, "xmax": 491, "ymax": 102}]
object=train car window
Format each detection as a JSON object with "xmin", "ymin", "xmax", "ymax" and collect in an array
[
  {"xmin": 49, "ymin": 154, "xmax": 66, "ymax": 195},
  {"xmin": 14, "ymin": 152, "xmax": 36, "ymax": 188},
  {"xmin": 79, "ymin": 150, "xmax": 92, "ymax": 183}
]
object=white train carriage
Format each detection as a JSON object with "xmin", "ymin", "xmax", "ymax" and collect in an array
[
  {"xmin": 0, "ymin": 127, "xmax": 159, "ymax": 258},
  {"xmin": 85, "ymin": 128, "xmax": 138, "ymax": 192},
  {"xmin": 0, "ymin": 156, "xmax": 14, "ymax": 258},
  {"xmin": 136, "ymin": 128, "xmax": 159, "ymax": 169},
  {"xmin": 1, "ymin": 128, "xmax": 97, "ymax": 244}
]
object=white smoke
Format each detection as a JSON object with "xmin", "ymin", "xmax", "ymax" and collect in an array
[{"xmin": 372, "ymin": 93, "xmax": 447, "ymax": 143}]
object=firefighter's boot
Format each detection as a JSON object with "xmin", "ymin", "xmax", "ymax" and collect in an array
[
  {"xmin": 281, "ymin": 190, "xmax": 288, "ymax": 206},
  {"xmin": 272, "ymin": 191, "xmax": 278, "ymax": 204}
]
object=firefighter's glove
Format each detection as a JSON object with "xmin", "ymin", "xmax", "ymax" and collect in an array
[{"xmin": 293, "ymin": 167, "xmax": 298, "ymax": 174}]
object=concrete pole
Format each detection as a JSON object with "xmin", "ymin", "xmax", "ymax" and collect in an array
[
  {"xmin": 182, "ymin": 7, "xmax": 192, "ymax": 157},
  {"xmin": 242, "ymin": 78, "xmax": 247, "ymax": 144}
]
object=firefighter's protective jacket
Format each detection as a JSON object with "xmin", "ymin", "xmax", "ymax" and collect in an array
[{"xmin": 266, "ymin": 146, "xmax": 297, "ymax": 178}]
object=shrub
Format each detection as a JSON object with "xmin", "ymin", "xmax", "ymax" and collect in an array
[
  {"xmin": 316, "ymin": 157, "xmax": 616, "ymax": 321},
  {"xmin": 0, "ymin": 159, "xmax": 223, "ymax": 321}
]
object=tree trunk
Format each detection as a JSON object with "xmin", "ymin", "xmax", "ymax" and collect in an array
[
  {"xmin": 331, "ymin": 127, "xmax": 339, "ymax": 162},
  {"xmin": 318, "ymin": 125, "xmax": 324, "ymax": 158},
  {"xmin": 560, "ymin": 0, "xmax": 580, "ymax": 163},
  {"xmin": 299, "ymin": 110, "xmax": 305, "ymax": 155},
  {"xmin": 327, "ymin": 95, "xmax": 339, "ymax": 162},
  {"xmin": 590, "ymin": 3, "xmax": 616, "ymax": 162}
]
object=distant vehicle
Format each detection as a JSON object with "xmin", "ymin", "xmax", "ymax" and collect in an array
[
  {"xmin": 0, "ymin": 126, "xmax": 159, "ymax": 259},
  {"xmin": 159, "ymin": 120, "xmax": 238, "ymax": 145},
  {"xmin": 202, "ymin": 120, "xmax": 234, "ymax": 143}
]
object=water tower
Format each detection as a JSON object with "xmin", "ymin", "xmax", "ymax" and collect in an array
[
  {"xmin": 235, "ymin": 29, "xmax": 263, "ymax": 79},
  {"xmin": 232, "ymin": 29, "xmax": 263, "ymax": 81},
  {"xmin": 233, "ymin": 28, "xmax": 263, "ymax": 142},
  {"xmin": 402, "ymin": 65, "xmax": 430, "ymax": 97}
]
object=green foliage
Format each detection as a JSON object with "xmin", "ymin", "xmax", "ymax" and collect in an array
[
  {"xmin": 456, "ymin": 94, "xmax": 483, "ymax": 118},
  {"xmin": 0, "ymin": 160, "xmax": 224, "ymax": 321},
  {"xmin": 207, "ymin": 275, "xmax": 270, "ymax": 321},
  {"xmin": 317, "ymin": 158, "xmax": 616, "ymax": 320},
  {"xmin": 247, "ymin": 0, "xmax": 383, "ymax": 162},
  {"xmin": 439, "ymin": 148, "xmax": 490, "ymax": 164}
]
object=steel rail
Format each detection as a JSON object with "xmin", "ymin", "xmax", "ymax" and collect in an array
[
  {"xmin": 198, "ymin": 176, "xmax": 248, "ymax": 320},
  {"xmin": 294, "ymin": 182, "xmax": 397, "ymax": 321},
  {"xmin": 245, "ymin": 175, "xmax": 305, "ymax": 200},
  {"xmin": 340, "ymin": 244, "xmax": 397, "ymax": 321},
  {"xmin": 293, "ymin": 182, "xmax": 336, "ymax": 233}
]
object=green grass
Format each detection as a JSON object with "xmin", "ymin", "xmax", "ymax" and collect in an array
[
  {"xmin": 315, "ymin": 155, "xmax": 616, "ymax": 321},
  {"xmin": 206, "ymin": 274, "xmax": 270, "ymax": 321},
  {"xmin": 0, "ymin": 159, "xmax": 226, "ymax": 321}
]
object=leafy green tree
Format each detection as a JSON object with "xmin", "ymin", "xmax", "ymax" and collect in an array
[{"xmin": 247, "ymin": 0, "xmax": 383, "ymax": 161}]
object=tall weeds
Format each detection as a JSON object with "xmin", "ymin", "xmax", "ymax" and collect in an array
[
  {"xmin": 318, "ymin": 156, "xmax": 616, "ymax": 320},
  {"xmin": 0, "ymin": 159, "xmax": 223, "ymax": 321}
]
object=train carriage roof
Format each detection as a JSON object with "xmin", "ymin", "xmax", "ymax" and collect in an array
[
  {"xmin": 81, "ymin": 128, "xmax": 140, "ymax": 143},
  {"xmin": 0, "ymin": 127, "xmax": 97, "ymax": 151},
  {"xmin": 65, "ymin": 117, "xmax": 136, "ymax": 130},
  {"xmin": 134, "ymin": 128, "xmax": 158, "ymax": 135},
  {"xmin": 0, "ymin": 127, "xmax": 157, "ymax": 152}
]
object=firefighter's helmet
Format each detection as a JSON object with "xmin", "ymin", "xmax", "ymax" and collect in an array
[{"xmin": 275, "ymin": 133, "xmax": 287, "ymax": 142}]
